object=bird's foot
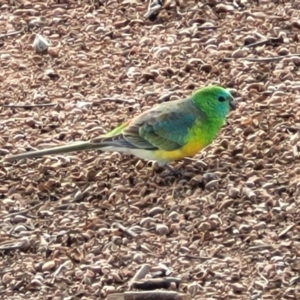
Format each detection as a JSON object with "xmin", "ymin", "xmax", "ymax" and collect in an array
[{"xmin": 161, "ymin": 164, "xmax": 183, "ymax": 177}]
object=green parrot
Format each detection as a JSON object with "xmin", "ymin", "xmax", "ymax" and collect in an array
[{"xmin": 4, "ymin": 86, "xmax": 236, "ymax": 172}]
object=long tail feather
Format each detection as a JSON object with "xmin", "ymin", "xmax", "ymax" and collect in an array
[{"xmin": 4, "ymin": 141, "xmax": 106, "ymax": 161}]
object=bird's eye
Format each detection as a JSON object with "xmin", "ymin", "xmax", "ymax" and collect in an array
[{"xmin": 218, "ymin": 96, "xmax": 226, "ymax": 102}]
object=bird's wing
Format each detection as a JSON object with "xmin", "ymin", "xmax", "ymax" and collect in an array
[{"xmin": 91, "ymin": 98, "xmax": 206, "ymax": 151}]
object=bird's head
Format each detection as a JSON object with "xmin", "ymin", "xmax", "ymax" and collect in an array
[{"xmin": 192, "ymin": 85, "xmax": 236, "ymax": 119}]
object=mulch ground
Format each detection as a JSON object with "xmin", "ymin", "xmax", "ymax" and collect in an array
[{"xmin": 0, "ymin": 1, "xmax": 300, "ymax": 299}]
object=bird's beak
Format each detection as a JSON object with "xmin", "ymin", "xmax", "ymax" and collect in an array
[{"xmin": 229, "ymin": 97, "xmax": 237, "ymax": 110}]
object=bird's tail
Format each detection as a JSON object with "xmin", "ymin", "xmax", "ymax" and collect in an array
[{"xmin": 4, "ymin": 141, "xmax": 106, "ymax": 162}]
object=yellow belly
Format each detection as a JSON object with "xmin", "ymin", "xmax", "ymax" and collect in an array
[{"xmin": 153, "ymin": 139, "xmax": 207, "ymax": 162}]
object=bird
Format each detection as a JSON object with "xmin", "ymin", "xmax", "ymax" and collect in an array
[{"xmin": 4, "ymin": 86, "xmax": 236, "ymax": 173}]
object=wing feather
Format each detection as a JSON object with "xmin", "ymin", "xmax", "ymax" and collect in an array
[{"xmin": 90, "ymin": 97, "xmax": 206, "ymax": 151}]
